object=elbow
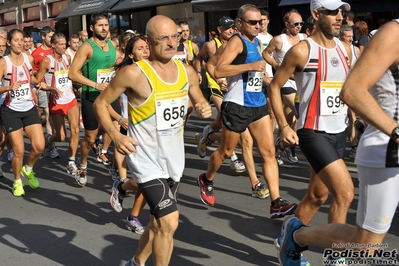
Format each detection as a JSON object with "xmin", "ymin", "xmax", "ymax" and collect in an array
[
  {"xmin": 68, "ymin": 72, "xmax": 76, "ymax": 82},
  {"xmin": 339, "ymin": 87, "xmax": 352, "ymax": 108}
]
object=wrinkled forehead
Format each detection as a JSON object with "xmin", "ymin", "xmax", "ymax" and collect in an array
[{"xmin": 152, "ymin": 22, "xmax": 178, "ymax": 36}]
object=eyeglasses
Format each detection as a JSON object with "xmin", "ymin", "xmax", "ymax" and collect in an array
[
  {"xmin": 289, "ymin": 21, "xmax": 304, "ymax": 27},
  {"xmin": 241, "ymin": 18, "xmax": 262, "ymax": 26},
  {"xmin": 149, "ymin": 34, "xmax": 180, "ymax": 43},
  {"xmin": 318, "ymin": 8, "xmax": 343, "ymax": 16}
]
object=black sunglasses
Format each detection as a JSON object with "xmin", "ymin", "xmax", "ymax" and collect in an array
[
  {"xmin": 241, "ymin": 18, "xmax": 262, "ymax": 26},
  {"xmin": 289, "ymin": 21, "xmax": 304, "ymax": 27},
  {"xmin": 318, "ymin": 8, "xmax": 343, "ymax": 16},
  {"xmin": 177, "ymin": 31, "xmax": 182, "ymax": 35}
]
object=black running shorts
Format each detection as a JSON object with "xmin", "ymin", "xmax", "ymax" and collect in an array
[
  {"xmin": 297, "ymin": 128, "xmax": 346, "ymax": 173},
  {"xmin": 221, "ymin": 101, "xmax": 269, "ymax": 133},
  {"xmin": 138, "ymin": 178, "xmax": 180, "ymax": 219},
  {"xmin": 1, "ymin": 106, "xmax": 40, "ymax": 133}
]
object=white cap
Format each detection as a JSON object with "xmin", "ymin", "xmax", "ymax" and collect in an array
[
  {"xmin": 310, "ymin": 0, "xmax": 351, "ymax": 12},
  {"xmin": 125, "ymin": 29, "xmax": 135, "ymax": 34}
]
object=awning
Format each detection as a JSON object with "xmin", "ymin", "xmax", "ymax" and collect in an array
[
  {"xmin": 110, "ymin": 0, "xmax": 183, "ymax": 13},
  {"xmin": 56, "ymin": 0, "xmax": 119, "ymax": 20},
  {"xmin": 192, "ymin": 0, "xmax": 268, "ymax": 13},
  {"xmin": 278, "ymin": 0, "xmax": 309, "ymax": 6}
]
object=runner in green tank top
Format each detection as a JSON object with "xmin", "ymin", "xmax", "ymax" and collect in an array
[
  {"xmin": 81, "ymin": 38, "xmax": 116, "ymax": 101},
  {"xmin": 69, "ymin": 13, "xmax": 121, "ymax": 187}
]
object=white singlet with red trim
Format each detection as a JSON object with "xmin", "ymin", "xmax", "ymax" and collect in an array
[
  {"xmin": 44, "ymin": 54, "xmax": 75, "ymax": 105},
  {"xmin": 1, "ymin": 53, "xmax": 35, "ymax": 111},
  {"xmin": 295, "ymin": 37, "xmax": 350, "ymax": 133}
]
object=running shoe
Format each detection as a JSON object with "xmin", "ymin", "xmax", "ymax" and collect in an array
[
  {"xmin": 275, "ymin": 236, "xmax": 311, "ymax": 266},
  {"xmin": 279, "ymin": 217, "xmax": 308, "ymax": 266},
  {"xmin": 196, "ymin": 125, "xmax": 213, "ymax": 158},
  {"xmin": 276, "ymin": 153, "xmax": 284, "ymax": 166},
  {"xmin": 75, "ymin": 160, "xmax": 87, "ymax": 186},
  {"xmin": 270, "ymin": 197, "xmax": 297, "ymax": 219},
  {"xmin": 276, "ymin": 137, "xmax": 299, "ymax": 164},
  {"xmin": 13, "ymin": 180, "xmax": 25, "ymax": 197},
  {"xmin": 21, "ymin": 165, "xmax": 39, "ymax": 189},
  {"xmin": 251, "ymin": 181, "xmax": 270, "ymax": 198},
  {"xmin": 97, "ymin": 152, "xmax": 111, "ymax": 166},
  {"xmin": 7, "ymin": 149, "xmax": 14, "ymax": 162},
  {"xmin": 110, "ymin": 180, "xmax": 124, "ymax": 212},
  {"xmin": 230, "ymin": 159, "xmax": 246, "ymax": 173},
  {"xmin": 197, "ymin": 173, "xmax": 215, "ymax": 206},
  {"xmin": 285, "ymin": 147, "xmax": 299, "ymax": 164},
  {"xmin": 275, "ymin": 236, "xmax": 283, "ymax": 250},
  {"xmin": 50, "ymin": 147, "xmax": 60, "ymax": 159},
  {"xmin": 109, "ymin": 165, "xmax": 120, "ymax": 181},
  {"xmin": 66, "ymin": 161, "xmax": 78, "ymax": 175},
  {"xmin": 126, "ymin": 216, "xmax": 145, "ymax": 235},
  {"xmin": 125, "ymin": 257, "xmax": 145, "ymax": 266}
]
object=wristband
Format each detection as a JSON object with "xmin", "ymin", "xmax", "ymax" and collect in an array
[
  {"xmin": 279, "ymin": 124, "xmax": 289, "ymax": 133},
  {"xmin": 118, "ymin": 117, "xmax": 124, "ymax": 125}
]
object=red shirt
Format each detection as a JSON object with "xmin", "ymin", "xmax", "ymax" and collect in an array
[{"xmin": 31, "ymin": 45, "xmax": 53, "ymax": 71}]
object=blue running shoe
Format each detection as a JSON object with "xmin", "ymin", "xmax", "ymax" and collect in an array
[
  {"xmin": 275, "ymin": 236, "xmax": 282, "ymax": 250},
  {"xmin": 276, "ymin": 236, "xmax": 310, "ymax": 265},
  {"xmin": 278, "ymin": 217, "xmax": 307, "ymax": 266}
]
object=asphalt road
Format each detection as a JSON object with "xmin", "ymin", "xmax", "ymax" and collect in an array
[{"xmin": 0, "ymin": 112, "xmax": 398, "ymax": 266}]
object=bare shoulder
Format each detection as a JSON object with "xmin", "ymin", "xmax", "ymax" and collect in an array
[
  {"xmin": 285, "ymin": 41, "xmax": 310, "ymax": 69},
  {"xmin": 291, "ymin": 41, "xmax": 309, "ymax": 57},
  {"xmin": 77, "ymin": 41, "xmax": 93, "ymax": 55},
  {"xmin": 116, "ymin": 63, "xmax": 141, "ymax": 80}
]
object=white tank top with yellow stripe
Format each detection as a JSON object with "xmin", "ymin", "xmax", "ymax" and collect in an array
[{"xmin": 126, "ymin": 59, "xmax": 189, "ymax": 183}]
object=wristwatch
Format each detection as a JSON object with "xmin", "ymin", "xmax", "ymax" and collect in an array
[{"xmin": 391, "ymin": 126, "xmax": 399, "ymax": 140}]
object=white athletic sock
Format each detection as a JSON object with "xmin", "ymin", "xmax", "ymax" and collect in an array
[{"xmin": 230, "ymin": 155, "xmax": 238, "ymax": 161}]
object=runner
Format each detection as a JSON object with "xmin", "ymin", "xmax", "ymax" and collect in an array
[
  {"xmin": 35, "ymin": 32, "xmax": 80, "ymax": 175},
  {"xmin": 0, "ymin": 29, "xmax": 44, "ymax": 196},
  {"xmin": 93, "ymin": 15, "xmax": 211, "ymax": 266}
]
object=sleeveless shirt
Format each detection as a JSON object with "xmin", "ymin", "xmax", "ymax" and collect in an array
[
  {"xmin": 82, "ymin": 39, "xmax": 116, "ymax": 101},
  {"xmin": 294, "ymin": 37, "xmax": 350, "ymax": 133},
  {"xmin": 2, "ymin": 53, "xmax": 35, "ymax": 111},
  {"xmin": 224, "ymin": 34, "xmax": 266, "ymax": 107},
  {"xmin": 275, "ymin": 33, "xmax": 305, "ymax": 89},
  {"xmin": 44, "ymin": 54, "xmax": 75, "ymax": 105},
  {"xmin": 125, "ymin": 59, "xmax": 189, "ymax": 183},
  {"xmin": 356, "ymin": 18, "xmax": 399, "ymax": 168}
]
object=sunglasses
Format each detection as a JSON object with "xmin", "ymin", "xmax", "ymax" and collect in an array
[
  {"xmin": 318, "ymin": 8, "xmax": 343, "ymax": 16},
  {"xmin": 289, "ymin": 21, "xmax": 304, "ymax": 27},
  {"xmin": 241, "ymin": 18, "xmax": 262, "ymax": 26},
  {"xmin": 177, "ymin": 31, "xmax": 182, "ymax": 35}
]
